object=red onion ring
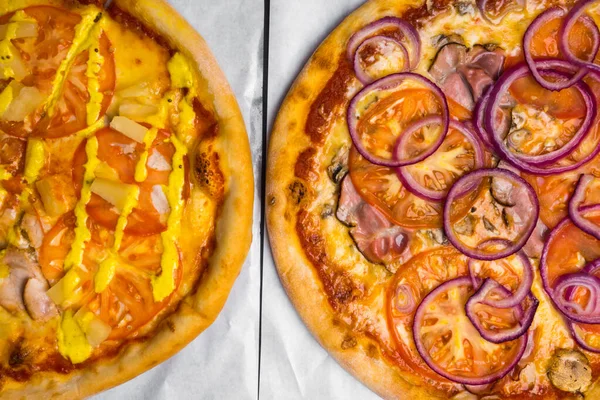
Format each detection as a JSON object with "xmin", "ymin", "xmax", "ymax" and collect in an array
[
  {"xmin": 474, "ymin": 87, "xmax": 496, "ymax": 151},
  {"xmin": 523, "ymin": 8, "xmax": 589, "ymax": 91},
  {"xmin": 394, "ymin": 118, "xmax": 485, "ymax": 201},
  {"xmin": 540, "ymin": 206, "xmax": 600, "ymax": 322},
  {"xmin": 484, "ymin": 60, "xmax": 598, "ymax": 174},
  {"xmin": 468, "ymin": 240, "xmax": 534, "ymax": 308},
  {"xmin": 347, "ymin": 17, "xmax": 420, "ymax": 71},
  {"xmin": 413, "ymin": 277, "xmax": 528, "ymax": 385},
  {"xmin": 353, "ymin": 36, "xmax": 409, "ymax": 85},
  {"xmin": 570, "ymin": 322, "xmax": 600, "ymax": 353},
  {"xmin": 347, "ymin": 73, "xmax": 449, "ymax": 167},
  {"xmin": 444, "ymin": 168, "xmax": 539, "ymax": 261},
  {"xmin": 560, "ymin": 0, "xmax": 600, "ymax": 73},
  {"xmin": 553, "ymin": 272, "xmax": 600, "ymax": 322},
  {"xmin": 569, "ymin": 174, "xmax": 600, "ymax": 240},
  {"xmin": 466, "ymin": 279, "xmax": 538, "ymax": 343}
]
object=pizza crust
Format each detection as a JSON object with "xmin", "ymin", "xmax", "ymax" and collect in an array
[
  {"xmin": 266, "ymin": 0, "xmax": 450, "ymax": 398},
  {"xmin": 0, "ymin": 0, "xmax": 254, "ymax": 397}
]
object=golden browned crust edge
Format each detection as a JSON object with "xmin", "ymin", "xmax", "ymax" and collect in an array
[
  {"xmin": 266, "ymin": 0, "xmax": 449, "ymax": 399},
  {"xmin": 0, "ymin": 0, "xmax": 254, "ymax": 398}
]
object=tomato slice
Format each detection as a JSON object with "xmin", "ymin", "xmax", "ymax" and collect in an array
[
  {"xmin": 412, "ymin": 277, "xmax": 525, "ymax": 383},
  {"xmin": 39, "ymin": 215, "xmax": 181, "ymax": 340},
  {"xmin": 510, "ymin": 14, "xmax": 596, "ymax": 120},
  {"xmin": 354, "ymin": 87, "xmax": 443, "ymax": 163},
  {"xmin": 349, "ymin": 146, "xmax": 443, "ymax": 228},
  {"xmin": 541, "ymin": 212, "xmax": 600, "ymax": 288},
  {"xmin": 523, "ymin": 150, "xmax": 600, "ymax": 229},
  {"xmin": 387, "ymin": 247, "xmax": 526, "ymax": 384},
  {"xmin": 398, "ymin": 124, "xmax": 485, "ymax": 200},
  {"xmin": 72, "ymin": 127, "xmax": 175, "ymax": 235},
  {"xmin": 0, "ymin": 6, "xmax": 115, "ymax": 138},
  {"xmin": 36, "ymin": 32, "xmax": 115, "ymax": 138}
]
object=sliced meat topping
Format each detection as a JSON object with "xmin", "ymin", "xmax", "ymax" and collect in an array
[
  {"xmin": 0, "ymin": 248, "xmax": 46, "ymax": 315},
  {"xmin": 429, "ymin": 42, "xmax": 505, "ymax": 111},
  {"xmin": 23, "ymin": 278, "xmax": 57, "ymax": 320},
  {"xmin": 337, "ymin": 176, "xmax": 409, "ymax": 267}
]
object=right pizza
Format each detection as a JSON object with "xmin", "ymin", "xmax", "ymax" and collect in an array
[{"xmin": 267, "ymin": 0, "xmax": 600, "ymax": 397}]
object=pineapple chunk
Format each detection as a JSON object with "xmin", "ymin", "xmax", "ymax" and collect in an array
[
  {"xmin": 0, "ymin": 22, "xmax": 38, "ymax": 40},
  {"xmin": 74, "ymin": 307, "xmax": 112, "ymax": 348},
  {"xmin": 110, "ymin": 115, "xmax": 148, "ymax": 143},
  {"xmin": 90, "ymin": 178, "xmax": 138, "ymax": 212},
  {"xmin": 3, "ymin": 85, "xmax": 43, "ymax": 121},
  {"xmin": 94, "ymin": 161, "xmax": 119, "ymax": 181},
  {"xmin": 117, "ymin": 81, "xmax": 152, "ymax": 98},
  {"xmin": 36, "ymin": 175, "xmax": 77, "ymax": 216},
  {"xmin": 119, "ymin": 101, "xmax": 159, "ymax": 120}
]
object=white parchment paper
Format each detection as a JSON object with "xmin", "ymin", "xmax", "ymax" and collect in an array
[
  {"xmin": 94, "ymin": 0, "xmax": 264, "ymax": 398},
  {"xmin": 261, "ymin": 1, "xmax": 380, "ymax": 399}
]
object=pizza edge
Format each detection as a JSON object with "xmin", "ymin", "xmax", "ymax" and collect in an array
[
  {"xmin": 265, "ymin": 0, "xmax": 443, "ymax": 398},
  {"xmin": 0, "ymin": 0, "xmax": 254, "ymax": 397}
]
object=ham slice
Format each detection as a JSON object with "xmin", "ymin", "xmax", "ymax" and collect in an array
[
  {"xmin": 337, "ymin": 176, "xmax": 409, "ymax": 266},
  {"xmin": 429, "ymin": 42, "xmax": 505, "ymax": 111}
]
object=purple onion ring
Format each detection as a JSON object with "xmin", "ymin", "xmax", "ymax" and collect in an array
[
  {"xmin": 523, "ymin": 8, "xmax": 589, "ymax": 91},
  {"xmin": 569, "ymin": 174, "xmax": 600, "ymax": 240},
  {"xmin": 347, "ymin": 17, "xmax": 420, "ymax": 70},
  {"xmin": 484, "ymin": 60, "xmax": 598, "ymax": 174},
  {"xmin": 347, "ymin": 73, "xmax": 449, "ymax": 167},
  {"xmin": 444, "ymin": 168, "xmax": 539, "ymax": 261},
  {"xmin": 395, "ymin": 118, "xmax": 485, "ymax": 201},
  {"xmin": 570, "ymin": 322, "xmax": 600, "ymax": 353},
  {"xmin": 413, "ymin": 276, "xmax": 528, "ymax": 385},
  {"xmin": 465, "ymin": 279, "xmax": 538, "ymax": 343},
  {"xmin": 353, "ymin": 36, "xmax": 410, "ymax": 85},
  {"xmin": 560, "ymin": 0, "xmax": 600, "ymax": 74}
]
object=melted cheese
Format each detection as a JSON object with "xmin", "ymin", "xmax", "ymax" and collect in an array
[
  {"xmin": 64, "ymin": 136, "xmax": 99, "ymax": 271},
  {"xmin": 152, "ymin": 135, "xmax": 187, "ymax": 301},
  {"xmin": 57, "ymin": 310, "xmax": 92, "ymax": 364},
  {"xmin": 168, "ymin": 52, "xmax": 195, "ymax": 91},
  {"xmin": 47, "ymin": 7, "xmax": 101, "ymax": 116}
]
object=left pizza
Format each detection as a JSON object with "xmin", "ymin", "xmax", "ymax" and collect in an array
[{"xmin": 0, "ymin": 0, "xmax": 253, "ymax": 397}]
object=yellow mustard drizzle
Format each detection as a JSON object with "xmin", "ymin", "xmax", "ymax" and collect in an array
[
  {"xmin": 64, "ymin": 136, "xmax": 100, "ymax": 271},
  {"xmin": 0, "ymin": 84, "xmax": 13, "ymax": 115},
  {"xmin": 47, "ymin": 7, "xmax": 101, "ymax": 116},
  {"xmin": 152, "ymin": 135, "xmax": 187, "ymax": 301},
  {"xmin": 94, "ymin": 257, "xmax": 117, "ymax": 293},
  {"xmin": 76, "ymin": 117, "xmax": 107, "ymax": 138},
  {"xmin": 134, "ymin": 127, "xmax": 158, "ymax": 182},
  {"xmin": 0, "ymin": 11, "xmax": 36, "ymax": 78},
  {"xmin": 23, "ymin": 138, "xmax": 45, "ymax": 184},
  {"xmin": 94, "ymin": 126, "xmax": 158, "ymax": 292},
  {"xmin": 86, "ymin": 21, "xmax": 105, "ymax": 125},
  {"xmin": 57, "ymin": 310, "xmax": 92, "ymax": 364}
]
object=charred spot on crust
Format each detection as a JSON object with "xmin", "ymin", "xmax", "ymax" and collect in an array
[
  {"xmin": 194, "ymin": 148, "xmax": 225, "ymax": 202},
  {"xmin": 341, "ymin": 336, "xmax": 357, "ymax": 350},
  {"xmin": 289, "ymin": 181, "xmax": 307, "ymax": 205},
  {"xmin": 366, "ymin": 344, "xmax": 379, "ymax": 359},
  {"xmin": 166, "ymin": 320, "xmax": 176, "ymax": 333},
  {"xmin": 547, "ymin": 348, "xmax": 592, "ymax": 393}
]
